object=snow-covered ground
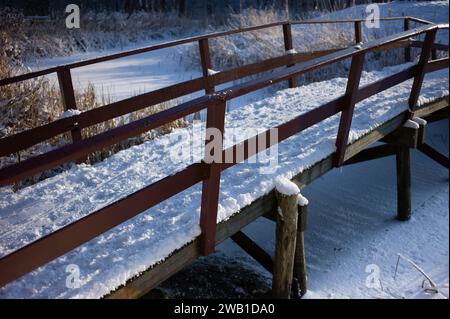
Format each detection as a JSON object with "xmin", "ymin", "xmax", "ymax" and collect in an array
[
  {"xmin": 0, "ymin": 63, "xmax": 447, "ymax": 298},
  {"xmin": 0, "ymin": 1, "xmax": 448, "ymax": 299}
]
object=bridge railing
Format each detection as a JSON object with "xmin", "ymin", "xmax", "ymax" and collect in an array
[{"xmin": 0, "ymin": 18, "xmax": 448, "ymax": 288}]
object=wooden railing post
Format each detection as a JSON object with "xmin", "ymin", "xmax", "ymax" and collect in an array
[
  {"xmin": 334, "ymin": 52, "xmax": 366, "ymax": 167},
  {"xmin": 354, "ymin": 20, "xmax": 363, "ymax": 44},
  {"xmin": 57, "ymin": 69, "xmax": 86, "ymax": 163},
  {"xmin": 283, "ymin": 23, "xmax": 297, "ymax": 88},
  {"xmin": 197, "ymin": 38, "xmax": 215, "ymax": 120},
  {"xmin": 199, "ymin": 100, "xmax": 226, "ymax": 255},
  {"xmin": 199, "ymin": 38, "xmax": 215, "ymax": 95},
  {"xmin": 409, "ymin": 29, "xmax": 437, "ymax": 112},
  {"xmin": 404, "ymin": 17, "xmax": 411, "ymax": 62}
]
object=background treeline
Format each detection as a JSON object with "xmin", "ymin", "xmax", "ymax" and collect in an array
[{"xmin": 0, "ymin": 0, "xmax": 400, "ymax": 19}]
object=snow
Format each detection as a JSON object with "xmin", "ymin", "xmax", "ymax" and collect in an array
[
  {"xmin": 403, "ymin": 119, "xmax": 420, "ymax": 129},
  {"xmin": 58, "ymin": 109, "xmax": 82, "ymax": 119},
  {"xmin": 286, "ymin": 49, "xmax": 298, "ymax": 55},
  {"xmin": 207, "ymin": 69, "xmax": 220, "ymax": 76},
  {"xmin": 275, "ymin": 177, "xmax": 299, "ymax": 196},
  {"xmin": 0, "ymin": 62, "xmax": 447, "ymax": 298},
  {"xmin": 297, "ymin": 193, "xmax": 309, "ymax": 207},
  {"xmin": 412, "ymin": 117, "xmax": 427, "ymax": 126}
]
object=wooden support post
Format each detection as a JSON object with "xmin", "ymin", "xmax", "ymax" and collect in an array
[
  {"xmin": 273, "ymin": 187, "xmax": 298, "ymax": 299},
  {"xmin": 396, "ymin": 145, "xmax": 411, "ymax": 221},
  {"xmin": 199, "ymin": 101, "xmax": 226, "ymax": 255},
  {"xmin": 409, "ymin": 30, "xmax": 437, "ymax": 111},
  {"xmin": 354, "ymin": 20, "xmax": 363, "ymax": 44},
  {"xmin": 57, "ymin": 69, "xmax": 85, "ymax": 163},
  {"xmin": 283, "ymin": 23, "xmax": 297, "ymax": 88},
  {"xmin": 231, "ymin": 231, "xmax": 273, "ymax": 273},
  {"xmin": 334, "ymin": 52, "xmax": 366, "ymax": 167},
  {"xmin": 404, "ymin": 18, "xmax": 411, "ymax": 63},
  {"xmin": 293, "ymin": 203, "xmax": 308, "ymax": 297},
  {"xmin": 381, "ymin": 125, "xmax": 419, "ymax": 149}
]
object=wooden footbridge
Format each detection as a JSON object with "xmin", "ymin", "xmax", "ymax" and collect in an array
[{"xmin": 0, "ymin": 17, "xmax": 448, "ymax": 298}]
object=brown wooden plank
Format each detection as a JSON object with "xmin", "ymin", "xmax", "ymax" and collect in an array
[
  {"xmin": 334, "ymin": 52, "xmax": 366, "ymax": 167},
  {"xmin": 199, "ymin": 101, "xmax": 226, "ymax": 255},
  {"xmin": 344, "ymin": 144, "xmax": 398, "ymax": 166},
  {"xmin": 355, "ymin": 65, "xmax": 418, "ymax": 102},
  {"xmin": 425, "ymin": 57, "xmax": 450, "ymax": 73},
  {"xmin": 199, "ymin": 38, "xmax": 215, "ymax": 94},
  {"xmin": 354, "ymin": 21, "xmax": 363, "ymax": 44},
  {"xmin": 409, "ymin": 29, "xmax": 437, "ymax": 111},
  {"xmin": 283, "ymin": 23, "xmax": 297, "ymax": 88},
  {"xmin": 404, "ymin": 18, "xmax": 411, "ymax": 62},
  {"xmin": 418, "ymin": 143, "xmax": 449, "ymax": 169},
  {"xmin": 231, "ymin": 231, "xmax": 273, "ymax": 273},
  {"xmin": 57, "ymin": 69, "xmax": 85, "ymax": 163}
]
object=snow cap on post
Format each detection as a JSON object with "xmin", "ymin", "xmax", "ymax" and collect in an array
[
  {"xmin": 403, "ymin": 119, "xmax": 420, "ymax": 129},
  {"xmin": 275, "ymin": 176, "xmax": 300, "ymax": 196},
  {"xmin": 297, "ymin": 193, "xmax": 309, "ymax": 207}
]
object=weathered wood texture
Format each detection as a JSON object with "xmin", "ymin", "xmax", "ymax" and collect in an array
[
  {"xmin": 396, "ymin": 146, "xmax": 412, "ymax": 221},
  {"xmin": 231, "ymin": 231, "xmax": 274, "ymax": 273},
  {"xmin": 293, "ymin": 204, "xmax": 308, "ymax": 297},
  {"xmin": 272, "ymin": 189, "xmax": 298, "ymax": 299}
]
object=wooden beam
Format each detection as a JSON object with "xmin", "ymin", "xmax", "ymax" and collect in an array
[
  {"xmin": 283, "ymin": 23, "xmax": 297, "ymax": 88},
  {"xmin": 344, "ymin": 144, "xmax": 397, "ymax": 166},
  {"xmin": 404, "ymin": 18, "xmax": 411, "ymax": 62},
  {"xmin": 57, "ymin": 69, "xmax": 85, "ymax": 163},
  {"xmin": 418, "ymin": 144, "xmax": 449, "ymax": 169},
  {"xmin": 334, "ymin": 52, "xmax": 366, "ymax": 166},
  {"xmin": 199, "ymin": 101, "xmax": 226, "ymax": 255},
  {"xmin": 231, "ymin": 231, "xmax": 273, "ymax": 274},
  {"xmin": 409, "ymin": 30, "xmax": 437, "ymax": 111}
]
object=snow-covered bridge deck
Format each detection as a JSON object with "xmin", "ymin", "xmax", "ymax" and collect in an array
[{"xmin": 0, "ymin": 19, "xmax": 448, "ymax": 298}]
